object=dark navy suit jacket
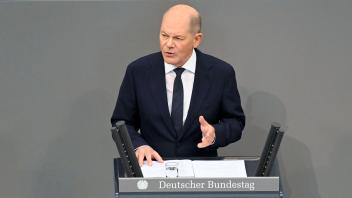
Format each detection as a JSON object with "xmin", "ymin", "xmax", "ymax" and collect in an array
[{"xmin": 111, "ymin": 49, "xmax": 245, "ymax": 157}]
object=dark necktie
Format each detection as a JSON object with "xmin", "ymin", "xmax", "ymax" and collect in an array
[{"xmin": 171, "ymin": 68, "xmax": 185, "ymax": 137}]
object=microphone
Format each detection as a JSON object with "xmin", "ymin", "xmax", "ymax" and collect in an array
[{"xmin": 111, "ymin": 121, "xmax": 143, "ymax": 177}]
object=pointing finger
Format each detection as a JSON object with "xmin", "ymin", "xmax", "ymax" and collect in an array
[{"xmin": 199, "ymin": 116, "xmax": 208, "ymax": 125}]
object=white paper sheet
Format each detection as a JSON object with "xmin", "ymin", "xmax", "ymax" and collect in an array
[
  {"xmin": 192, "ymin": 160, "xmax": 247, "ymax": 178},
  {"xmin": 140, "ymin": 161, "xmax": 166, "ymax": 177},
  {"xmin": 140, "ymin": 159, "xmax": 247, "ymax": 178}
]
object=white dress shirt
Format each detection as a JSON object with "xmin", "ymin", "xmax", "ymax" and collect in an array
[{"xmin": 165, "ymin": 49, "xmax": 196, "ymax": 124}]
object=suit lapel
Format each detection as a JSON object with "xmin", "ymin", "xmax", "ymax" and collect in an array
[
  {"xmin": 149, "ymin": 53, "xmax": 177, "ymax": 138},
  {"xmin": 181, "ymin": 50, "xmax": 212, "ymax": 140}
]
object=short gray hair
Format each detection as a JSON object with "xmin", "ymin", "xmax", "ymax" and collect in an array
[{"xmin": 190, "ymin": 14, "xmax": 202, "ymax": 34}]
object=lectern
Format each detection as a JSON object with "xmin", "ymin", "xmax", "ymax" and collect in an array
[
  {"xmin": 113, "ymin": 156, "xmax": 285, "ymax": 198},
  {"xmin": 111, "ymin": 122, "xmax": 285, "ymax": 198}
]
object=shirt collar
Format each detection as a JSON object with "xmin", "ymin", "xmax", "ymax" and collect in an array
[{"xmin": 164, "ymin": 49, "xmax": 196, "ymax": 74}]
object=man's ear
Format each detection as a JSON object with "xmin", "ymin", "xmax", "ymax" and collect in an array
[{"xmin": 193, "ymin": 32, "xmax": 203, "ymax": 48}]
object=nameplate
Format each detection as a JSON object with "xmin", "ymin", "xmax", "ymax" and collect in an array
[{"xmin": 118, "ymin": 177, "xmax": 279, "ymax": 192}]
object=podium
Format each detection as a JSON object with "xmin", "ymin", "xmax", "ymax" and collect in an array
[{"xmin": 113, "ymin": 157, "xmax": 285, "ymax": 198}]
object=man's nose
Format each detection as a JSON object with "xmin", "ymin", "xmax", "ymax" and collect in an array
[{"xmin": 166, "ymin": 38, "xmax": 175, "ymax": 48}]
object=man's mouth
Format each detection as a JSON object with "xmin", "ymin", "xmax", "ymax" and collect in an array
[{"xmin": 165, "ymin": 52, "xmax": 175, "ymax": 57}]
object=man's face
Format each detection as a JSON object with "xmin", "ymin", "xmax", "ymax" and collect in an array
[{"xmin": 159, "ymin": 15, "xmax": 202, "ymax": 67}]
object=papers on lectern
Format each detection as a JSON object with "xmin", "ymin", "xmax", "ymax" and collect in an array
[{"xmin": 141, "ymin": 160, "xmax": 247, "ymax": 178}]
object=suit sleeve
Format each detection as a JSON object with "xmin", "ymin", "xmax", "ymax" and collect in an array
[
  {"xmin": 111, "ymin": 65, "xmax": 148, "ymax": 149},
  {"xmin": 211, "ymin": 67, "xmax": 245, "ymax": 148}
]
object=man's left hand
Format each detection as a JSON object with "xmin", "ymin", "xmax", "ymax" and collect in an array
[{"xmin": 197, "ymin": 115, "xmax": 216, "ymax": 148}]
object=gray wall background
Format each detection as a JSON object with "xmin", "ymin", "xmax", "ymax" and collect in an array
[{"xmin": 1, "ymin": 0, "xmax": 351, "ymax": 197}]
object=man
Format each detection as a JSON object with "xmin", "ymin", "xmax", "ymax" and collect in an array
[{"xmin": 111, "ymin": 4, "xmax": 245, "ymax": 166}]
